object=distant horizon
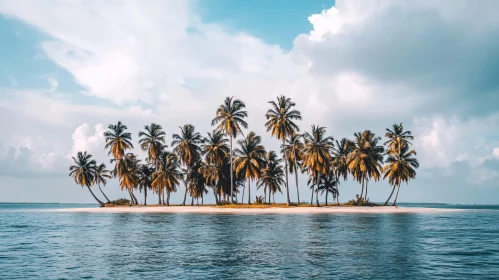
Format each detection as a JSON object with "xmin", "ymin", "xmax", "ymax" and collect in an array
[{"xmin": 3, "ymin": 201, "xmax": 498, "ymax": 206}]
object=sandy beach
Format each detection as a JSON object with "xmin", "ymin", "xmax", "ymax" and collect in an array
[{"xmin": 47, "ymin": 206, "xmax": 462, "ymax": 214}]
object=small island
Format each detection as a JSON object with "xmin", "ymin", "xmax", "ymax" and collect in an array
[{"xmin": 69, "ymin": 96, "xmax": 420, "ymax": 212}]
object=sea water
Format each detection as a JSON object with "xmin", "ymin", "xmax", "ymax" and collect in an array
[{"xmin": 1, "ymin": 203, "xmax": 498, "ymax": 279}]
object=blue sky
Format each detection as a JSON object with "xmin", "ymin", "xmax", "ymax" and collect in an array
[
  {"xmin": 197, "ymin": 0, "xmax": 335, "ymax": 49},
  {"xmin": 0, "ymin": 0, "xmax": 498, "ymax": 204}
]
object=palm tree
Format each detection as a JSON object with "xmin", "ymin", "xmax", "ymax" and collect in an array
[
  {"xmin": 348, "ymin": 130, "xmax": 384, "ymax": 201},
  {"xmin": 171, "ymin": 124, "xmax": 203, "ymax": 205},
  {"xmin": 211, "ymin": 96, "xmax": 248, "ymax": 203},
  {"xmin": 187, "ymin": 161, "xmax": 209, "ymax": 205},
  {"xmin": 138, "ymin": 123, "xmax": 167, "ymax": 204},
  {"xmin": 152, "ymin": 150, "xmax": 182, "ymax": 206},
  {"xmin": 265, "ymin": 95, "xmax": 302, "ymax": 205},
  {"xmin": 104, "ymin": 121, "xmax": 134, "ymax": 202},
  {"xmin": 104, "ymin": 121, "xmax": 133, "ymax": 160},
  {"xmin": 202, "ymin": 130, "xmax": 230, "ymax": 166},
  {"xmin": 138, "ymin": 164, "xmax": 154, "ymax": 205},
  {"xmin": 317, "ymin": 170, "xmax": 340, "ymax": 206},
  {"xmin": 113, "ymin": 153, "xmax": 141, "ymax": 205},
  {"xmin": 94, "ymin": 163, "xmax": 112, "ymax": 203},
  {"xmin": 302, "ymin": 125, "xmax": 333, "ymax": 207},
  {"xmin": 384, "ymin": 123, "xmax": 414, "ymax": 155},
  {"xmin": 201, "ymin": 130, "xmax": 230, "ymax": 205},
  {"xmin": 331, "ymin": 138, "xmax": 354, "ymax": 204},
  {"xmin": 257, "ymin": 151, "xmax": 284, "ymax": 204},
  {"xmin": 382, "ymin": 145, "xmax": 419, "ymax": 205},
  {"xmin": 69, "ymin": 151, "xmax": 105, "ymax": 207},
  {"xmin": 234, "ymin": 132, "xmax": 266, "ymax": 204},
  {"xmin": 282, "ymin": 133, "xmax": 304, "ymax": 203}
]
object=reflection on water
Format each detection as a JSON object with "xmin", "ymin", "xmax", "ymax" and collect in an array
[{"xmin": 1, "ymin": 205, "xmax": 499, "ymax": 279}]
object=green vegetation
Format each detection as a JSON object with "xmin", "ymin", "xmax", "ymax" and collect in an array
[{"xmin": 68, "ymin": 96, "xmax": 418, "ymax": 207}]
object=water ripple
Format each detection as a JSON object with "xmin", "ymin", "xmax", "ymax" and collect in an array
[{"xmin": 0, "ymin": 205, "xmax": 498, "ymax": 279}]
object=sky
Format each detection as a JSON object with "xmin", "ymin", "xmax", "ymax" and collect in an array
[{"xmin": 0, "ymin": 0, "xmax": 498, "ymax": 204}]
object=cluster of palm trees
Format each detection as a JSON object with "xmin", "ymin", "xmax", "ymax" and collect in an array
[{"xmin": 69, "ymin": 95, "xmax": 418, "ymax": 207}]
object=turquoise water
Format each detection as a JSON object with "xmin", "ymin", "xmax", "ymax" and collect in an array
[{"xmin": 1, "ymin": 203, "xmax": 499, "ymax": 279}]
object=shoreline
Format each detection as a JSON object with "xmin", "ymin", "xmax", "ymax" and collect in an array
[{"xmin": 44, "ymin": 206, "xmax": 464, "ymax": 214}]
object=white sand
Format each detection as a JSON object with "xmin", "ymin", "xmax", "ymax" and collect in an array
[{"xmin": 46, "ymin": 206, "xmax": 462, "ymax": 214}]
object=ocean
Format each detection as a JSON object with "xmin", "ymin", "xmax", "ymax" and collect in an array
[{"xmin": 1, "ymin": 203, "xmax": 498, "ymax": 279}]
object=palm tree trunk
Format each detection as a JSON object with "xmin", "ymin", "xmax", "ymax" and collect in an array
[
  {"xmin": 128, "ymin": 190, "xmax": 134, "ymax": 205},
  {"xmin": 87, "ymin": 186, "xmax": 105, "ymax": 206},
  {"xmin": 202, "ymin": 195, "xmax": 204, "ymax": 205},
  {"xmin": 191, "ymin": 196, "xmax": 194, "ymax": 206},
  {"xmin": 310, "ymin": 185, "xmax": 314, "ymax": 205},
  {"xmin": 241, "ymin": 185, "xmax": 245, "ymax": 204},
  {"xmin": 268, "ymin": 188, "xmax": 271, "ymax": 204},
  {"xmin": 384, "ymin": 186, "xmax": 396, "ymax": 205},
  {"xmin": 294, "ymin": 165, "xmax": 300, "ymax": 204},
  {"xmin": 337, "ymin": 194, "xmax": 340, "ymax": 205},
  {"xmin": 364, "ymin": 180, "xmax": 368, "ymax": 200},
  {"xmin": 360, "ymin": 176, "xmax": 364, "ymax": 199},
  {"xmin": 182, "ymin": 182, "xmax": 188, "ymax": 206},
  {"xmin": 144, "ymin": 186, "xmax": 147, "ymax": 206},
  {"xmin": 98, "ymin": 184, "xmax": 111, "ymax": 203},
  {"xmin": 213, "ymin": 190, "xmax": 219, "ymax": 205},
  {"xmin": 132, "ymin": 191, "xmax": 138, "ymax": 205},
  {"xmin": 162, "ymin": 189, "xmax": 166, "ymax": 205},
  {"xmin": 316, "ymin": 173, "xmax": 320, "ymax": 207},
  {"xmin": 392, "ymin": 186, "xmax": 401, "ymax": 206},
  {"xmin": 158, "ymin": 190, "xmax": 162, "ymax": 205},
  {"xmin": 326, "ymin": 189, "xmax": 329, "ymax": 206},
  {"xmin": 247, "ymin": 179, "xmax": 251, "ymax": 204},
  {"xmin": 230, "ymin": 135, "xmax": 234, "ymax": 203},
  {"xmin": 283, "ymin": 139, "xmax": 291, "ymax": 206}
]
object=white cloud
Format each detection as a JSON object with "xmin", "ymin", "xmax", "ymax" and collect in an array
[
  {"xmin": 68, "ymin": 123, "xmax": 106, "ymax": 161},
  {"xmin": 493, "ymin": 147, "xmax": 499, "ymax": 159},
  {"xmin": 413, "ymin": 115, "xmax": 499, "ymax": 169},
  {"xmin": 467, "ymin": 167, "xmax": 498, "ymax": 186},
  {"xmin": 1, "ymin": 0, "xmax": 499, "ymax": 202}
]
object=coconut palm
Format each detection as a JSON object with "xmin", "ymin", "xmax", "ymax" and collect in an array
[
  {"xmin": 138, "ymin": 164, "xmax": 154, "ymax": 205},
  {"xmin": 234, "ymin": 132, "xmax": 266, "ymax": 204},
  {"xmin": 94, "ymin": 163, "xmax": 112, "ymax": 203},
  {"xmin": 69, "ymin": 151, "xmax": 105, "ymax": 207},
  {"xmin": 104, "ymin": 121, "xmax": 133, "ymax": 160},
  {"xmin": 282, "ymin": 133, "xmax": 304, "ymax": 203},
  {"xmin": 383, "ymin": 145, "xmax": 419, "ymax": 205},
  {"xmin": 171, "ymin": 124, "xmax": 203, "ymax": 205},
  {"xmin": 317, "ymin": 170, "xmax": 340, "ymax": 206},
  {"xmin": 302, "ymin": 125, "xmax": 334, "ymax": 207},
  {"xmin": 348, "ymin": 130, "xmax": 384, "ymax": 201},
  {"xmin": 306, "ymin": 173, "xmax": 317, "ymax": 205},
  {"xmin": 152, "ymin": 150, "xmax": 182, "ymax": 206},
  {"xmin": 265, "ymin": 95, "xmax": 302, "ymax": 205},
  {"xmin": 331, "ymin": 138, "xmax": 354, "ymax": 204},
  {"xmin": 202, "ymin": 130, "xmax": 230, "ymax": 166},
  {"xmin": 113, "ymin": 153, "xmax": 141, "ymax": 205},
  {"xmin": 257, "ymin": 151, "xmax": 284, "ymax": 204},
  {"xmin": 187, "ymin": 161, "xmax": 209, "ymax": 205},
  {"xmin": 138, "ymin": 123, "xmax": 167, "ymax": 204},
  {"xmin": 211, "ymin": 97, "xmax": 248, "ymax": 203},
  {"xmin": 384, "ymin": 123, "xmax": 414, "ymax": 155}
]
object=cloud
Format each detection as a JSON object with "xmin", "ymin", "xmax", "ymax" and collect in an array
[
  {"xmin": 0, "ymin": 145, "xmax": 65, "ymax": 178},
  {"xmin": 67, "ymin": 123, "xmax": 106, "ymax": 161},
  {"xmin": 1, "ymin": 0, "xmax": 499, "ymax": 203},
  {"xmin": 413, "ymin": 114, "xmax": 499, "ymax": 169},
  {"xmin": 295, "ymin": 0, "xmax": 499, "ymax": 118},
  {"xmin": 493, "ymin": 147, "xmax": 499, "ymax": 159}
]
